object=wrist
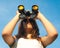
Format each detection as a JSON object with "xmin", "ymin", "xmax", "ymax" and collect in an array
[
  {"xmin": 37, "ymin": 12, "xmax": 44, "ymax": 21},
  {"xmin": 37, "ymin": 12, "xmax": 41, "ymax": 19}
]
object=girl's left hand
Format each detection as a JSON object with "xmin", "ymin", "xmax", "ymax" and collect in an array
[{"xmin": 34, "ymin": 12, "xmax": 41, "ymax": 20}]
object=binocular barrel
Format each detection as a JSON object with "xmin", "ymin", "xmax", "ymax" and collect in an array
[{"xmin": 18, "ymin": 5, "xmax": 39, "ymax": 19}]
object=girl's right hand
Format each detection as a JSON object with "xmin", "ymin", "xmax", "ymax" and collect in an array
[
  {"xmin": 16, "ymin": 10, "xmax": 21, "ymax": 15},
  {"xmin": 16, "ymin": 10, "xmax": 21, "ymax": 19}
]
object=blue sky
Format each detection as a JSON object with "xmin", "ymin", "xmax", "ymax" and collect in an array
[{"xmin": 0, "ymin": 0, "xmax": 60, "ymax": 48}]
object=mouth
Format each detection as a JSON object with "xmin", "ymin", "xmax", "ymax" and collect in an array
[{"xmin": 25, "ymin": 28, "xmax": 33, "ymax": 33}]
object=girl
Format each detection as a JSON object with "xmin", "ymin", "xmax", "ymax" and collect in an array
[{"xmin": 2, "ymin": 11, "xmax": 58, "ymax": 48}]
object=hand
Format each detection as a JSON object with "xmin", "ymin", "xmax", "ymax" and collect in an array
[
  {"xmin": 15, "ymin": 10, "xmax": 21, "ymax": 20},
  {"xmin": 36, "ymin": 12, "xmax": 41, "ymax": 19},
  {"xmin": 34, "ymin": 12, "xmax": 41, "ymax": 20},
  {"xmin": 16, "ymin": 10, "xmax": 21, "ymax": 15}
]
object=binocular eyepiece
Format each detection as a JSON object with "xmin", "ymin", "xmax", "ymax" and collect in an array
[{"xmin": 18, "ymin": 5, "xmax": 39, "ymax": 19}]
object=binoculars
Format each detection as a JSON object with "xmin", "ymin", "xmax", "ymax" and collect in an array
[{"xmin": 18, "ymin": 5, "xmax": 39, "ymax": 19}]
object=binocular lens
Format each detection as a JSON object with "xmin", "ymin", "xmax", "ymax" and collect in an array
[
  {"xmin": 18, "ymin": 5, "xmax": 24, "ymax": 10},
  {"xmin": 32, "ymin": 5, "xmax": 38, "ymax": 10}
]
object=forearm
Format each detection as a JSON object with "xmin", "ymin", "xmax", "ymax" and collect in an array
[
  {"xmin": 2, "ymin": 14, "xmax": 20, "ymax": 35},
  {"xmin": 38, "ymin": 12, "xmax": 57, "ymax": 36}
]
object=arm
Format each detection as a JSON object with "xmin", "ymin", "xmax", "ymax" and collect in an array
[
  {"xmin": 2, "ymin": 11, "xmax": 20, "ymax": 46},
  {"xmin": 37, "ymin": 12, "xmax": 58, "ymax": 47}
]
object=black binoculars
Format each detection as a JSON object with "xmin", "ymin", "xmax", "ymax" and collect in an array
[{"xmin": 18, "ymin": 5, "xmax": 39, "ymax": 19}]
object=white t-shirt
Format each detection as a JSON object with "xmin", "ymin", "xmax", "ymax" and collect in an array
[{"xmin": 10, "ymin": 38, "xmax": 44, "ymax": 48}]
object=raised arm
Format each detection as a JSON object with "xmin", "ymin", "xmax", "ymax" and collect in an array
[
  {"xmin": 2, "ymin": 11, "xmax": 20, "ymax": 46},
  {"xmin": 37, "ymin": 12, "xmax": 58, "ymax": 47}
]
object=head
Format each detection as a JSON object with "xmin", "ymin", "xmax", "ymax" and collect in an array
[{"xmin": 16, "ymin": 18, "xmax": 39, "ymax": 39}]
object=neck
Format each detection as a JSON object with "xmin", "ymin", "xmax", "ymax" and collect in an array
[{"xmin": 27, "ymin": 34, "xmax": 32, "ymax": 39}]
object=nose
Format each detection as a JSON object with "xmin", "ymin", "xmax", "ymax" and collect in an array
[{"xmin": 27, "ymin": 23, "xmax": 32, "ymax": 28}]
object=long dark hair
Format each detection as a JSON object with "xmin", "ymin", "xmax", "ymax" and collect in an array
[{"xmin": 16, "ymin": 18, "xmax": 40, "ymax": 39}]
